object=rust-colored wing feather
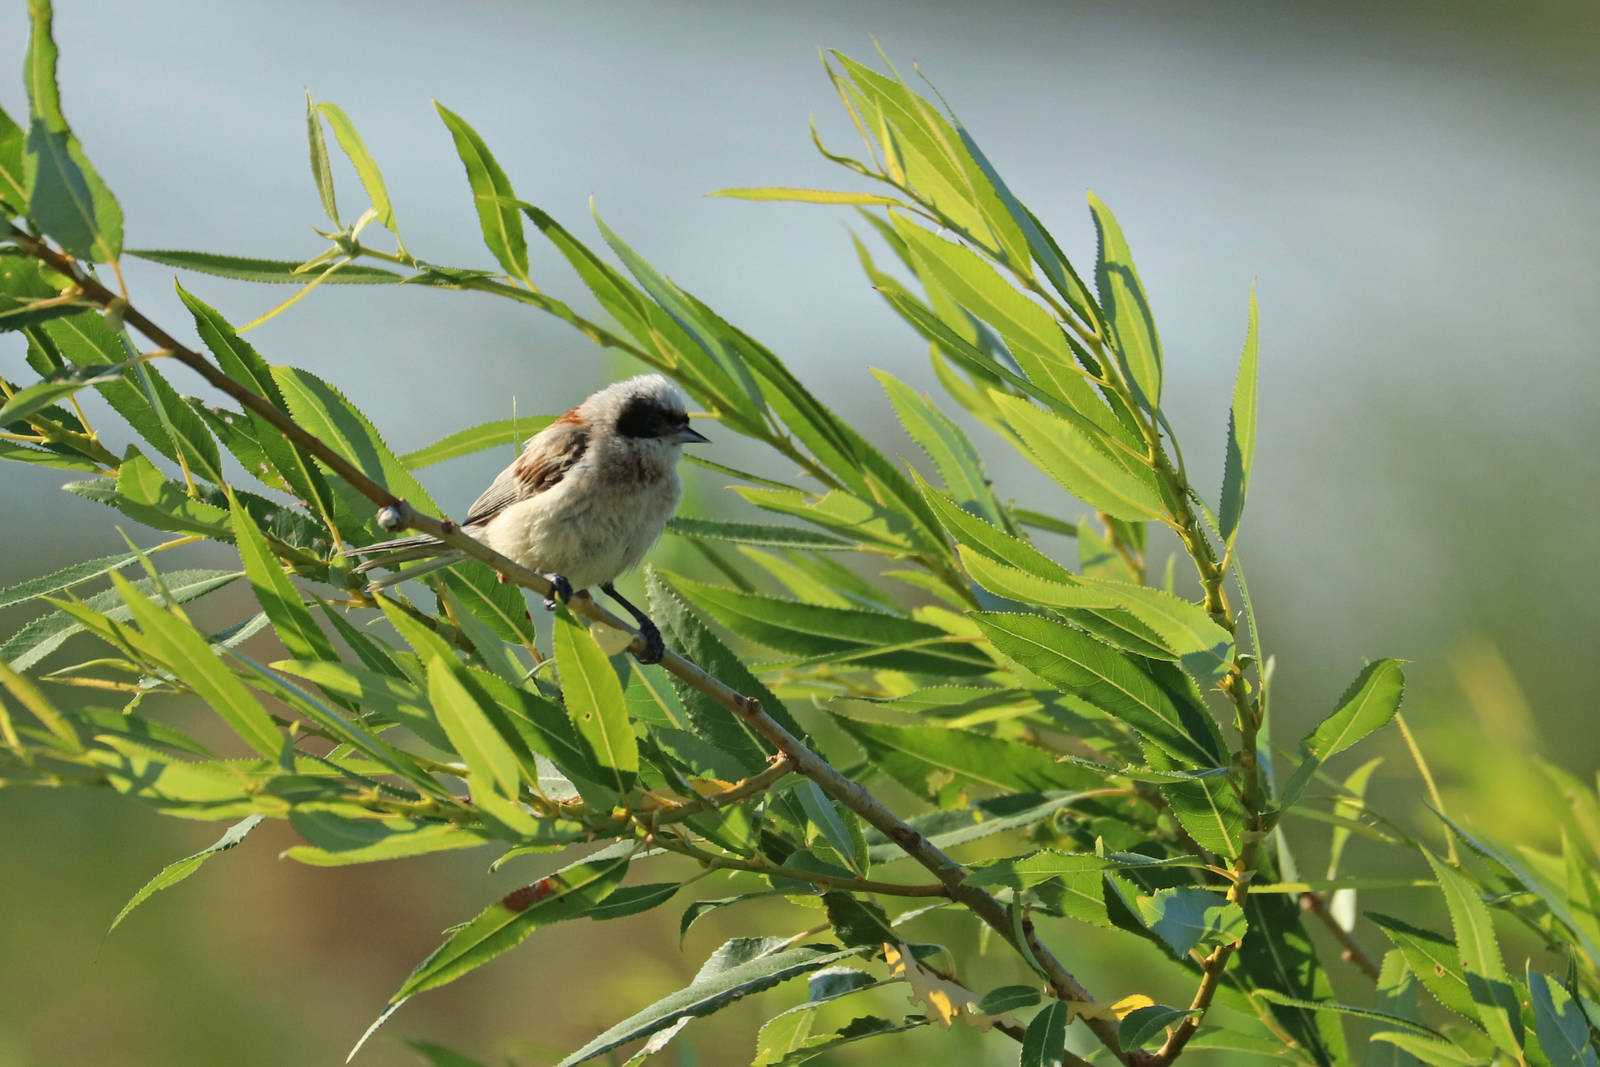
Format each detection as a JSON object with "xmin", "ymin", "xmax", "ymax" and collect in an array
[{"xmin": 461, "ymin": 414, "xmax": 588, "ymax": 529}]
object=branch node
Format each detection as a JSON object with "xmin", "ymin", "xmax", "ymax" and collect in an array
[{"xmin": 377, "ymin": 503, "xmax": 408, "ymax": 531}]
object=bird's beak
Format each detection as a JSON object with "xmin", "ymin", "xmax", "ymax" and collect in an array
[{"xmin": 672, "ymin": 425, "xmax": 710, "ymax": 445}]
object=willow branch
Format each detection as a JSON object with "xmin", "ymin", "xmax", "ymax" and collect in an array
[{"xmin": 12, "ymin": 231, "xmax": 1132, "ymax": 1064}]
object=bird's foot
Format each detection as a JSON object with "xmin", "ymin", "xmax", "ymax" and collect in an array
[
  {"xmin": 541, "ymin": 572, "xmax": 573, "ymax": 611},
  {"xmin": 635, "ymin": 618, "xmax": 665, "ymax": 665}
]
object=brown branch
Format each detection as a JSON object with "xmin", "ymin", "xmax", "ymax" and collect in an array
[
  {"xmin": 1299, "ymin": 890, "xmax": 1382, "ymax": 982},
  {"xmin": 12, "ymin": 231, "xmax": 1133, "ymax": 1063}
]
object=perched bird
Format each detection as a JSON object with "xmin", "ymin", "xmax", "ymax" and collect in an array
[{"xmin": 347, "ymin": 373, "xmax": 708, "ymax": 663}]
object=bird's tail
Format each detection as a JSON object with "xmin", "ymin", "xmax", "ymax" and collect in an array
[{"xmin": 344, "ymin": 533, "xmax": 447, "ymax": 576}]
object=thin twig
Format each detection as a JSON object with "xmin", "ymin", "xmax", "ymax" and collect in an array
[{"xmin": 1298, "ymin": 890, "xmax": 1382, "ymax": 982}]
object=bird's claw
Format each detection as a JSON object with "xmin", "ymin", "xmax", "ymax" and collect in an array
[
  {"xmin": 635, "ymin": 619, "xmax": 666, "ymax": 665},
  {"xmin": 541, "ymin": 573, "xmax": 573, "ymax": 611}
]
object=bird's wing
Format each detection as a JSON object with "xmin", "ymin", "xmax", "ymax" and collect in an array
[{"xmin": 462, "ymin": 416, "xmax": 588, "ymax": 528}]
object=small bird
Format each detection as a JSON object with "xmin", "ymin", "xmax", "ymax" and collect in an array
[{"xmin": 347, "ymin": 373, "xmax": 708, "ymax": 664}]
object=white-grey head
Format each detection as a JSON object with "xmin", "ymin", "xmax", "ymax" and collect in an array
[{"xmin": 582, "ymin": 373, "xmax": 708, "ymax": 457}]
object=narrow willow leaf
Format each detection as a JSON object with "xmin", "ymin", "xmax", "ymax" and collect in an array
[
  {"xmin": 228, "ymin": 487, "xmax": 335, "ymax": 662},
  {"xmin": 991, "ymin": 392, "xmax": 1166, "ymax": 523},
  {"xmin": 23, "ymin": 0, "xmax": 122, "ymax": 261},
  {"xmin": 973, "ymin": 612, "xmax": 1225, "ymax": 765},
  {"xmin": 711, "ymin": 186, "xmax": 907, "ymax": 207},
  {"xmin": 1219, "ymin": 286, "xmax": 1259, "ymax": 544},
  {"xmin": 305, "ymin": 90, "xmax": 339, "ymax": 225},
  {"xmin": 314, "ymin": 100, "xmax": 396, "ymax": 234},
  {"xmin": 0, "ymin": 550, "xmax": 140, "ymax": 610},
  {"xmin": 0, "ymin": 657, "xmax": 79, "ymax": 749},
  {"xmin": 426, "ymin": 655, "xmax": 521, "ymax": 800},
  {"xmin": 800, "ymin": 784, "xmax": 863, "ymax": 873},
  {"xmin": 1087, "ymin": 191, "xmax": 1161, "ymax": 413},
  {"xmin": 0, "ymin": 104, "xmax": 27, "ymax": 208},
  {"xmin": 1250, "ymin": 989, "xmax": 1445, "ymax": 1038},
  {"xmin": 434, "ymin": 102, "xmax": 528, "ymax": 282},
  {"xmin": 831, "ymin": 714, "xmax": 1095, "ymax": 801},
  {"xmin": 645, "ymin": 570, "xmax": 793, "ymax": 774},
  {"xmin": 273, "ymin": 366, "xmax": 439, "ymax": 515},
  {"xmin": 4, "ymin": 568, "xmax": 240, "ymax": 672},
  {"xmin": 914, "ymin": 473, "xmax": 1069, "ymax": 583},
  {"xmin": 551, "ymin": 609, "xmax": 637, "ymax": 793},
  {"xmin": 270, "ymin": 658, "xmax": 447, "ymax": 753},
  {"xmin": 673, "ymin": 576, "xmax": 991, "ymax": 676},
  {"xmin": 666, "ymin": 516, "xmax": 851, "ymax": 551},
  {"xmin": 0, "ymin": 258, "xmax": 81, "ymax": 332},
  {"xmin": 1237, "ymin": 892, "xmax": 1348, "ymax": 1064},
  {"xmin": 587, "ymin": 882, "xmax": 680, "ymax": 922},
  {"xmin": 1368, "ymin": 1032, "xmax": 1489, "ymax": 1066},
  {"xmin": 1135, "ymin": 886, "xmax": 1247, "ymax": 957},
  {"xmin": 1120, "ymin": 1005, "xmax": 1197, "ymax": 1050},
  {"xmin": 285, "ymin": 808, "xmax": 500, "ymax": 867},
  {"xmin": 357, "ymin": 850, "xmax": 633, "ymax": 1059},
  {"xmin": 1527, "ymin": 966, "xmax": 1598, "ymax": 1067},
  {"xmin": 109, "ymin": 571, "xmax": 281, "ymax": 756},
  {"xmin": 737, "ymin": 486, "xmax": 922, "ymax": 554},
  {"xmin": 131, "ymin": 250, "xmax": 402, "ymax": 284},
  {"xmin": 109, "ymin": 815, "xmax": 262, "ymax": 932},
  {"xmin": 437, "ymin": 562, "xmax": 537, "ymax": 647},
  {"xmin": 400, "ymin": 416, "xmax": 549, "ymax": 469},
  {"xmin": 557, "ymin": 937, "xmax": 865, "ymax": 1067},
  {"xmin": 873, "ymin": 368, "xmax": 1001, "ymax": 522},
  {"xmin": 1369, "ymin": 912, "xmax": 1480, "ymax": 1022},
  {"xmin": 0, "ymin": 359, "xmax": 147, "ymax": 425},
  {"xmin": 1020, "ymin": 1000, "xmax": 1069, "ymax": 1067},
  {"xmin": 1159, "ymin": 762, "xmax": 1248, "ymax": 860},
  {"xmin": 1281, "ymin": 659, "xmax": 1405, "ymax": 810},
  {"xmin": 64, "ymin": 457, "xmax": 233, "ymax": 540},
  {"xmin": 1421, "ymin": 850, "xmax": 1524, "ymax": 1057}
]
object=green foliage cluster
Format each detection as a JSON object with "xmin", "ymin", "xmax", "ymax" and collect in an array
[{"xmin": 3, "ymin": 5, "xmax": 1598, "ymax": 1065}]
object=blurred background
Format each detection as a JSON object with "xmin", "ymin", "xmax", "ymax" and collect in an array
[{"xmin": 2, "ymin": 0, "xmax": 1597, "ymax": 1064}]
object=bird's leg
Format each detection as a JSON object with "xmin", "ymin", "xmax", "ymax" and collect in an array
[
  {"xmin": 541, "ymin": 573, "xmax": 573, "ymax": 611},
  {"xmin": 600, "ymin": 581, "xmax": 665, "ymax": 664}
]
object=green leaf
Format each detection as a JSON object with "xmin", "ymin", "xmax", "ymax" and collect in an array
[
  {"xmin": 314, "ymin": 100, "xmax": 397, "ymax": 234},
  {"xmin": 434, "ymin": 102, "xmax": 528, "ymax": 282},
  {"xmin": 1237, "ymin": 892, "xmax": 1348, "ymax": 1064},
  {"xmin": 273, "ymin": 366, "xmax": 438, "ymax": 517},
  {"xmin": 1119, "ymin": 1005, "xmax": 1197, "ymax": 1050},
  {"xmin": 1135, "ymin": 886, "xmax": 1247, "ymax": 958},
  {"xmin": 1527, "ymin": 966, "xmax": 1598, "ymax": 1067},
  {"xmin": 1020, "ymin": 1000, "xmax": 1069, "ymax": 1067},
  {"xmin": 873, "ymin": 368, "xmax": 1001, "ymax": 523},
  {"xmin": 557, "ymin": 937, "xmax": 865, "ymax": 1067},
  {"xmin": 108, "ymin": 815, "xmax": 262, "ymax": 932},
  {"xmin": 1158, "ymin": 760, "xmax": 1248, "ymax": 860},
  {"xmin": 0, "ymin": 550, "xmax": 140, "ymax": 610},
  {"xmin": 831, "ymin": 714, "xmax": 1095, "ymax": 802},
  {"xmin": 426, "ymin": 655, "xmax": 523, "ymax": 801},
  {"xmin": 3, "ymin": 568, "xmax": 240, "ymax": 672},
  {"xmin": 0, "ymin": 359, "xmax": 146, "ymax": 425},
  {"xmin": 976, "ymin": 985, "xmax": 1041, "ymax": 1014},
  {"xmin": 0, "ymin": 257, "xmax": 80, "ymax": 332},
  {"xmin": 285, "ymin": 808, "xmax": 500, "ymax": 867},
  {"xmin": 109, "ymin": 571, "xmax": 281, "ymax": 757},
  {"xmin": 802, "ymin": 785, "xmax": 864, "ymax": 874},
  {"xmin": 64, "ymin": 454, "xmax": 233, "ymax": 539},
  {"xmin": 1421, "ymin": 849, "xmax": 1524, "ymax": 1057},
  {"xmin": 353, "ymin": 850, "xmax": 632, "ymax": 1060},
  {"xmin": 1281, "ymin": 660, "xmax": 1405, "ymax": 810},
  {"xmin": 1219, "ymin": 286, "xmax": 1259, "ymax": 544},
  {"xmin": 23, "ymin": 0, "xmax": 122, "ymax": 262},
  {"xmin": 1368, "ymin": 1032, "xmax": 1490, "ymax": 1067},
  {"xmin": 645, "ymin": 570, "xmax": 794, "ymax": 776},
  {"xmin": 666, "ymin": 516, "xmax": 851, "ymax": 552},
  {"xmin": 1369, "ymin": 912, "xmax": 1480, "ymax": 1023},
  {"xmin": 228, "ymin": 487, "xmax": 335, "ymax": 662},
  {"xmin": 131, "ymin": 250, "xmax": 403, "ymax": 284},
  {"xmin": 758, "ymin": 1014, "xmax": 925, "ymax": 1067},
  {"xmin": 551, "ymin": 608, "xmax": 637, "ymax": 794},
  {"xmin": 0, "ymin": 656, "xmax": 79, "ymax": 749},
  {"xmin": 0, "ymin": 104, "xmax": 28, "ymax": 209},
  {"xmin": 400, "ymin": 416, "xmax": 550, "ymax": 469},
  {"xmin": 711, "ymin": 186, "xmax": 907, "ymax": 207},
  {"xmin": 271, "ymin": 658, "xmax": 448, "ymax": 753},
  {"xmin": 672, "ymin": 576, "xmax": 992, "ymax": 676},
  {"xmin": 305, "ymin": 89, "xmax": 338, "ymax": 225},
  {"xmin": 969, "ymin": 849, "xmax": 1209, "ymax": 891},
  {"xmin": 991, "ymin": 391, "xmax": 1166, "ymax": 523},
  {"xmin": 973, "ymin": 612, "xmax": 1225, "ymax": 765},
  {"xmin": 588, "ymin": 882, "xmax": 680, "ymax": 922},
  {"xmin": 1087, "ymin": 191, "xmax": 1161, "ymax": 413}
]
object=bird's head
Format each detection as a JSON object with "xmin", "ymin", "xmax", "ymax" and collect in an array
[{"xmin": 585, "ymin": 374, "xmax": 708, "ymax": 459}]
